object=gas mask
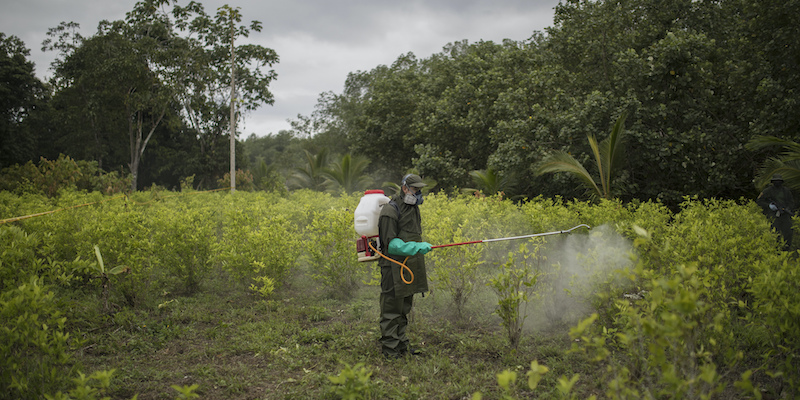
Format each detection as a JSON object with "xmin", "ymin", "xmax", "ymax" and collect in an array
[{"xmin": 403, "ymin": 188, "xmax": 424, "ymax": 205}]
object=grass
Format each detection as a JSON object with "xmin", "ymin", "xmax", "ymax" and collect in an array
[{"xmin": 67, "ymin": 264, "xmax": 600, "ymax": 400}]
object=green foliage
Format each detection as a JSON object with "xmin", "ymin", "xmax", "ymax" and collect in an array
[
  {"xmin": 212, "ymin": 194, "xmax": 302, "ymax": 287},
  {"xmin": 570, "ymin": 227, "xmax": 758, "ymax": 399},
  {"xmin": 0, "ymin": 33, "xmax": 47, "ymax": 170},
  {"xmin": 0, "ymin": 225, "xmax": 85, "ymax": 291},
  {"xmin": 745, "ymin": 135, "xmax": 800, "ymax": 191},
  {"xmin": 171, "ymin": 383, "xmax": 200, "ymax": 400},
  {"xmin": 217, "ymin": 169, "xmax": 256, "ymax": 192},
  {"xmin": 474, "ymin": 360, "xmax": 554, "ymax": 400},
  {"xmin": 322, "ymin": 153, "xmax": 373, "ymax": 194},
  {"xmin": 0, "ymin": 278, "xmax": 76, "ymax": 399},
  {"xmin": 306, "ymin": 204, "xmax": 365, "ymax": 299},
  {"xmin": 748, "ymin": 256, "xmax": 800, "ymax": 396},
  {"xmin": 249, "ymin": 272, "xmax": 276, "ymax": 299},
  {"xmin": 536, "ymin": 112, "xmax": 628, "ymax": 200},
  {"xmin": 289, "ymin": 148, "xmax": 331, "ymax": 191},
  {"xmin": 0, "ymin": 155, "xmax": 129, "ymax": 197},
  {"xmin": 44, "ymin": 369, "xmax": 119, "ymax": 400},
  {"xmin": 424, "ymin": 194, "xmax": 489, "ymax": 319},
  {"xmin": 2, "ymin": 188, "xmax": 800, "ymax": 398},
  {"xmin": 463, "ymin": 167, "xmax": 518, "ymax": 198},
  {"xmin": 327, "ymin": 362, "xmax": 372, "ymax": 400},
  {"xmin": 143, "ymin": 201, "xmax": 215, "ymax": 294},
  {"xmin": 488, "ymin": 242, "xmax": 542, "ymax": 348},
  {"xmin": 650, "ymin": 198, "xmax": 778, "ymax": 301},
  {"xmin": 91, "ymin": 245, "xmax": 128, "ymax": 313},
  {"xmin": 250, "ymin": 160, "xmax": 288, "ymax": 194}
]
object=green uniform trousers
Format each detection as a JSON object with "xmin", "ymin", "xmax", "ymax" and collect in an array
[
  {"xmin": 772, "ymin": 213, "xmax": 794, "ymax": 251},
  {"xmin": 379, "ymin": 265, "xmax": 413, "ymax": 356}
]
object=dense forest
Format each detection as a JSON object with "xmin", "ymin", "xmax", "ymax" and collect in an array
[{"xmin": 2, "ymin": 0, "xmax": 800, "ymax": 207}]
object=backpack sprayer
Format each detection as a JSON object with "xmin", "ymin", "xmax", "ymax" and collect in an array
[{"xmin": 354, "ymin": 190, "xmax": 591, "ymax": 282}]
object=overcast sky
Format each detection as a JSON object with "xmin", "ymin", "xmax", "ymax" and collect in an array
[{"xmin": 2, "ymin": 0, "xmax": 561, "ymax": 137}]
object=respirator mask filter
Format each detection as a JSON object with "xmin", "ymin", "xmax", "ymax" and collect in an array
[{"xmin": 403, "ymin": 189, "xmax": 423, "ymax": 205}]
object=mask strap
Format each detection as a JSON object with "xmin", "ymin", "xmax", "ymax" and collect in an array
[{"xmin": 401, "ymin": 174, "xmax": 411, "ymax": 188}]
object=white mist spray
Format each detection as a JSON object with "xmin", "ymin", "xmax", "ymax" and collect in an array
[{"xmin": 525, "ymin": 224, "xmax": 633, "ymax": 332}]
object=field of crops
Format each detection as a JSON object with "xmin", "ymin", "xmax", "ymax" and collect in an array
[{"xmin": 1, "ymin": 189, "xmax": 798, "ymax": 399}]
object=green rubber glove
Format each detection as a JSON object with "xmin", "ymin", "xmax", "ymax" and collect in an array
[
  {"xmin": 388, "ymin": 238, "xmax": 432, "ymax": 256},
  {"xmin": 417, "ymin": 242, "xmax": 432, "ymax": 254}
]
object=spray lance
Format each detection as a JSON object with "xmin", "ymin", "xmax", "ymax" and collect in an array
[
  {"xmin": 353, "ymin": 190, "xmax": 592, "ymax": 284},
  {"xmin": 372, "ymin": 224, "xmax": 592, "ymax": 284}
]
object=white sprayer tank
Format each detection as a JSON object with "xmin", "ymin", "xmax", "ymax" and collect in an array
[{"xmin": 354, "ymin": 190, "xmax": 390, "ymax": 237}]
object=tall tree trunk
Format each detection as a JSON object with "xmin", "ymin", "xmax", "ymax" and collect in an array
[{"xmin": 128, "ymin": 106, "xmax": 167, "ymax": 191}]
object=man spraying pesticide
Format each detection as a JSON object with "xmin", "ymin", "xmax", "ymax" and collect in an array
[{"xmin": 353, "ymin": 176, "xmax": 590, "ymax": 358}]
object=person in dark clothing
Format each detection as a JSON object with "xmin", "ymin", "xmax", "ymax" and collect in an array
[
  {"xmin": 377, "ymin": 174, "xmax": 432, "ymax": 358},
  {"xmin": 756, "ymin": 174, "xmax": 795, "ymax": 251}
]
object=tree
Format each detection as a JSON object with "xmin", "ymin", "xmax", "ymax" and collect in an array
[
  {"xmin": 746, "ymin": 136, "xmax": 800, "ymax": 191},
  {"xmin": 462, "ymin": 167, "xmax": 517, "ymax": 198},
  {"xmin": 535, "ymin": 112, "xmax": 628, "ymax": 200},
  {"xmin": 171, "ymin": 1, "xmax": 278, "ymax": 189},
  {"xmin": 288, "ymin": 148, "xmax": 330, "ymax": 191},
  {"xmin": 323, "ymin": 153, "xmax": 372, "ymax": 194},
  {"xmin": 42, "ymin": 0, "xmax": 279, "ymax": 191},
  {"xmin": 46, "ymin": 10, "xmax": 180, "ymax": 191},
  {"xmin": 0, "ymin": 34, "xmax": 48, "ymax": 169},
  {"xmin": 47, "ymin": 30, "xmax": 162, "ymax": 188}
]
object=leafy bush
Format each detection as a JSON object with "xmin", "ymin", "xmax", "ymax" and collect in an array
[
  {"xmin": 425, "ymin": 194, "xmax": 489, "ymax": 319},
  {"xmin": 0, "ymin": 155, "xmax": 129, "ymax": 197},
  {"xmin": 307, "ymin": 205, "xmax": 365, "ymax": 299},
  {"xmin": 488, "ymin": 241, "xmax": 543, "ymax": 348},
  {"xmin": 748, "ymin": 256, "xmax": 800, "ymax": 397},
  {"xmin": 569, "ymin": 225, "xmax": 769, "ymax": 399},
  {"xmin": 0, "ymin": 278, "xmax": 77, "ymax": 399},
  {"xmin": 651, "ymin": 198, "xmax": 778, "ymax": 303},
  {"xmin": 327, "ymin": 362, "xmax": 372, "ymax": 400},
  {"xmin": 0, "ymin": 225, "xmax": 86, "ymax": 291},
  {"xmin": 212, "ymin": 193, "xmax": 302, "ymax": 288},
  {"xmin": 144, "ymin": 201, "xmax": 215, "ymax": 294}
]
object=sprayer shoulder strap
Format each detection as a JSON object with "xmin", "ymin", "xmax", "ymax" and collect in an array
[{"xmin": 388, "ymin": 200, "xmax": 400, "ymax": 218}]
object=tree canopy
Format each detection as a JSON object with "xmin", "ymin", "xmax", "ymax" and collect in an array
[{"xmin": 2, "ymin": 0, "xmax": 799, "ymax": 206}]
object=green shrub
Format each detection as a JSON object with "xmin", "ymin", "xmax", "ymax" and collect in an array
[
  {"xmin": 212, "ymin": 193, "xmax": 302, "ymax": 287},
  {"xmin": 44, "ymin": 369, "xmax": 118, "ymax": 400},
  {"xmin": 748, "ymin": 255, "xmax": 800, "ymax": 397},
  {"xmin": 425, "ymin": 194, "xmax": 489, "ymax": 319},
  {"xmin": 327, "ymin": 362, "xmax": 372, "ymax": 400},
  {"xmin": 307, "ymin": 206, "xmax": 365, "ymax": 299},
  {"xmin": 0, "ymin": 155, "xmax": 129, "ymax": 197},
  {"xmin": 488, "ymin": 241, "xmax": 543, "ymax": 348},
  {"xmin": 1, "ymin": 278, "xmax": 77, "ymax": 399},
  {"xmin": 570, "ymin": 227, "xmax": 748, "ymax": 400},
  {"xmin": 654, "ymin": 198, "xmax": 776, "ymax": 287},
  {"xmin": 0, "ymin": 225, "xmax": 84, "ymax": 291},
  {"xmin": 144, "ymin": 202, "xmax": 215, "ymax": 294}
]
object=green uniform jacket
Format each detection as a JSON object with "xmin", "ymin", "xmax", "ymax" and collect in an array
[
  {"xmin": 378, "ymin": 194, "xmax": 429, "ymax": 298},
  {"xmin": 757, "ymin": 185, "xmax": 795, "ymax": 216}
]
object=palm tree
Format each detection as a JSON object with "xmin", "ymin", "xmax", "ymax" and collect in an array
[
  {"xmin": 535, "ymin": 112, "xmax": 628, "ymax": 200},
  {"xmin": 462, "ymin": 167, "xmax": 517, "ymax": 197},
  {"xmin": 288, "ymin": 148, "xmax": 330, "ymax": 191},
  {"xmin": 323, "ymin": 153, "xmax": 373, "ymax": 194},
  {"xmin": 745, "ymin": 136, "xmax": 800, "ymax": 191},
  {"xmin": 252, "ymin": 160, "xmax": 286, "ymax": 192}
]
